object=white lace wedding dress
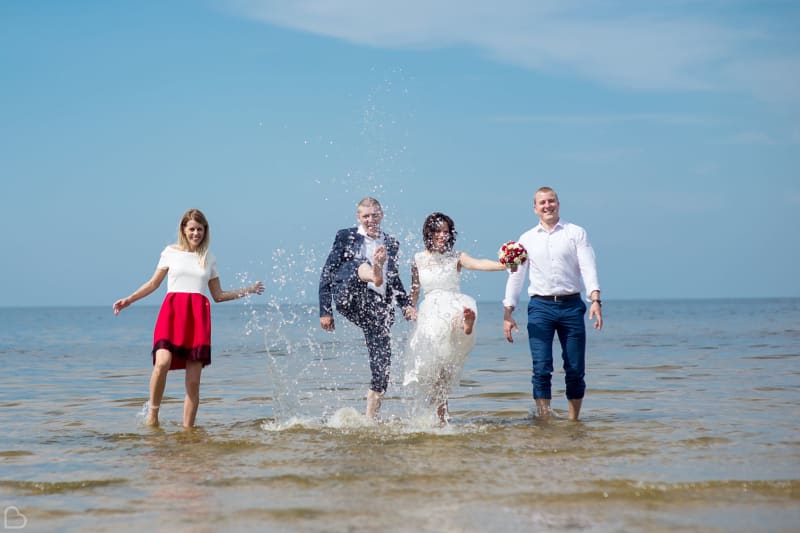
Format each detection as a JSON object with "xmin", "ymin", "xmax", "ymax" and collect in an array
[{"xmin": 403, "ymin": 250, "xmax": 477, "ymax": 408}]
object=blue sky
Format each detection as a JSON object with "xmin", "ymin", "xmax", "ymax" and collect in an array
[{"xmin": 2, "ymin": 0, "xmax": 799, "ymax": 307}]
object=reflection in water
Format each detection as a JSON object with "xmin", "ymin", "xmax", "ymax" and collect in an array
[{"xmin": 140, "ymin": 430, "xmax": 219, "ymax": 528}]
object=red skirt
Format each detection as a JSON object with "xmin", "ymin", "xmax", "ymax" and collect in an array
[{"xmin": 152, "ymin": 292, "xmax": 212, "ymax": 371}]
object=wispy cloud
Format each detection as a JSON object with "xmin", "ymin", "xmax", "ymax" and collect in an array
[{"xmin": 224, "ymin": 0, "xmax": 800, "ymax": 105}]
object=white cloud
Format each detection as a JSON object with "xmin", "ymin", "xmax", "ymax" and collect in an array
[{"xmin": 224, "ymin": 0, "xmax": 800, "ymax": 104}]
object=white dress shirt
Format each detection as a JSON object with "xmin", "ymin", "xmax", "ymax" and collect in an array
[
  {"xmin": 503, "ymin": 220, "xmax": 600, "ymax": 309},
  {"xmin": 358, "ymin": 225, "xmax": 387, "ymax": 296}
]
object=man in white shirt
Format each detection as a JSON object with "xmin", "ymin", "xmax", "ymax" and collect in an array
[
  {"xmin": 319, "ymin": 197, "xmax": 416, "ymax": 419},
  {"xmin": 503, "ymin": 187, "xmax": 603, "ymax": 420}
]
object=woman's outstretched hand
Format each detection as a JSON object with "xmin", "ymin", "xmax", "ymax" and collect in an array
[
  {"xmin": 249, "ymin": 281, "xmax": 265, "ymax": 295},
  {"xmin": 112, "ymin": 298, "xmax": 130, "ymax": 316}
]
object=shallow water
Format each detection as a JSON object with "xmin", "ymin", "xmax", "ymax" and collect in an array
[{"xmin": 1, "ymin": 299, "xmax": 798, "ymax": 532}]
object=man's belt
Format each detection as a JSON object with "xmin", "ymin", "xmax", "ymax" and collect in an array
[{"xmin": 532, "ymin": 293, "xmax": 581, "ymax": 302}]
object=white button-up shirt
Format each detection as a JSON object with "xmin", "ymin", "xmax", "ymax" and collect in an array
[
  {"xmin": 358, "ymin": 225, "xmax": 387, "ymax": 296},
  {"xmin": 503, "ymin": 220, "xmax": 600, "ymax": 309}
]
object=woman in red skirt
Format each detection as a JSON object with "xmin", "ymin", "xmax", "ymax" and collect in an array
[{"xmin": 113, "ymin": 209, "xmax": 264, "ymax": 428}]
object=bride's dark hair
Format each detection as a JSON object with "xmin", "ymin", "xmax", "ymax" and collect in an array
[{"xmin": 422, "ymin": 212, "xmax": 457, "ymax": 252}]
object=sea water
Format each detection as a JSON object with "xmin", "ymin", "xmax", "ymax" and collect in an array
[{"xmin": 0, "ymin": 298, "xmax": 798, "ymax": 532}]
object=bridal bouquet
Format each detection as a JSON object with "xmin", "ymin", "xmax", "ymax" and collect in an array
[{"xmin": 498, "ymin": 241, "xmax": 528, "ymax": 271}]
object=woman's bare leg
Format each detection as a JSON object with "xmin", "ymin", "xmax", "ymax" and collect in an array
[
  {"xmin": 183, "ymin": 361, "xmax": 203, "ymax": 428},
  {"xmin": 148, "ymin": 349, "xmax": 172, "ymax": 426},
  {"xmin": 437, "ymin": 400, "xmax": 448, "ymax": 424},
  {"xmin": 433, "ymin": 368, "xmax": 453, "ymax": 424}
]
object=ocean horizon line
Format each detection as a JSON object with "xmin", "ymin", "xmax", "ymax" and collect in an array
[{"xmin": 1, "ymin": 295, "xmax": 798, "ymax": 310}]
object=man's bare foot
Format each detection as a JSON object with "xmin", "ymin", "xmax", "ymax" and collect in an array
[
  {"xmin": 357, "ymin": 262, "xmax": 383, "ymax": 286},
  {"xmin": 366, "ymin": 390, "xmax": 383, "ymax": 420},
  {"xmin": 568, "ymin": 398, "xmax": 582, "ymax": 421},
  {"xmin": 372, "ymin": 246, "xmax": 386, "ymax": 287},
  {"xmin": 357, "ymin": 246, "xmax": 386, "ymax": 287},
  {"xmin": 463, "ymin": 307, "xmax": 476, "ymax": 335},
  {"xmin": 372, "ymin": 262, "xmax": 384, "ymax": 287},
  {"xmin": 534, "ymin": 398, "xmax": 552, "ymax": 420}
]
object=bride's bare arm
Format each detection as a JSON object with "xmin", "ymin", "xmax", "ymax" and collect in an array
[
  {"xmin": 409, "ymin": 261, "xmax": 421, "ymax": 306},
  {"xmin": 458, "ymin": 252, "xmax": 505, "ymax": 272}
]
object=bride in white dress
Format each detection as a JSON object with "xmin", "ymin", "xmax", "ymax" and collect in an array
[{"xmin": 403, "ymin": 213, "xmax": 508, "ymax": 424}]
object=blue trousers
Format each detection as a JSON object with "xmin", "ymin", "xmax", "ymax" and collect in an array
[
  {"xmin": 334, "ymin": 262, "xmax": 395, "ymax": 393},
  {"xmin": 526, "ymin": 297, "xmax": 587, "ymax": 400}
]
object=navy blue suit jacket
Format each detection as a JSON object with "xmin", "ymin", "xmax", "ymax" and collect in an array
[{"xmin": 319, "ymin": 227, "xmax": 410, "ymax": 317}]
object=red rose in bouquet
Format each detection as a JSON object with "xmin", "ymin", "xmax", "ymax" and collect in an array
[{"xmin": 498, "ymin": 241, "xmax": 528, "ymax": 271}]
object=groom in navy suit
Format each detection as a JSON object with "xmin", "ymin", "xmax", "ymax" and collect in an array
[{"xmin": 319, "ymin": 197, "xmax": 416, "ymax": 419}]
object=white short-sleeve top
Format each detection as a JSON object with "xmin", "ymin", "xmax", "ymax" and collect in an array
[{"xmin": 157, "ymin": 245, "xmax": 219, "ymax": 294}]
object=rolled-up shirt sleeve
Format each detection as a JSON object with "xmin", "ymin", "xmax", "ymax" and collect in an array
[
  {"xmin": 576, "ymin": 229, "xmax": 600, "ymax": 296},
  {"xmin": 503, "ymin": 254, "xmax": 528, "ymax": 309}
]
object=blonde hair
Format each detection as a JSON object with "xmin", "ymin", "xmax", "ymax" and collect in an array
[
  {"xmin": 177, "ymin": 208, "xmax": 210, "ymax": 268},
  {"xmin": 357, "ymin": 197, "xmax": 382, "ymax": 211},
  {"xmin": 535, "ymin": 186, "xmax": 559, "ymax": 201}
]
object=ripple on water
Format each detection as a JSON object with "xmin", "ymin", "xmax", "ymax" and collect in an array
[{"xmin": 0, "ymin": 478, "xmax": 128, "ymax": 495}]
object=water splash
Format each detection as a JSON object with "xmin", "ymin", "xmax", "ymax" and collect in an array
[
  {"xmin": 252, "ymin": 70, "xmax": 431, "ymax": 427},
  {"xmin": 325, "ymin": 407, "xmax": 373, "ymax": 429},
  {"xmin": 136, "ymin": 401, "xmax": 149, "ymax": 425}
]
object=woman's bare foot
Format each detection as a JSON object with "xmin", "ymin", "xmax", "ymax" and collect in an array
[
  {"xmin": 463, "ymin": 307, "xmax": 476, "ymax": 335},
  {"xmin": 145, "ymin": 405, "xmax": 160, "ymax": 427},
  {"xmin": 437, "ymin": 402, "xmax": 448, "ymax": 424}
]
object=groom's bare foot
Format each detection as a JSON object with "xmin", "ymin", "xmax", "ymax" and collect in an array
[
  {"xmin": 372, "ymin": 246, "xmax": 386, "ymax": 287},
  {"xmin": 463, "ymin": 307, "xmax": 476, "ymax": 335},
  {"xmin": 366, "ymin": 389, "xmax": 383, "ymax": 420},
  {"xmin": 372, "ymin": 261, "xmax": 384, "ymax": 287},
  {"xmin": 357, "ymin": 261, "xmax": 384, "ymax": 287},
  {"xmin": 358, "ymin": 246, "xmax": 386, "ymax": 287}
]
